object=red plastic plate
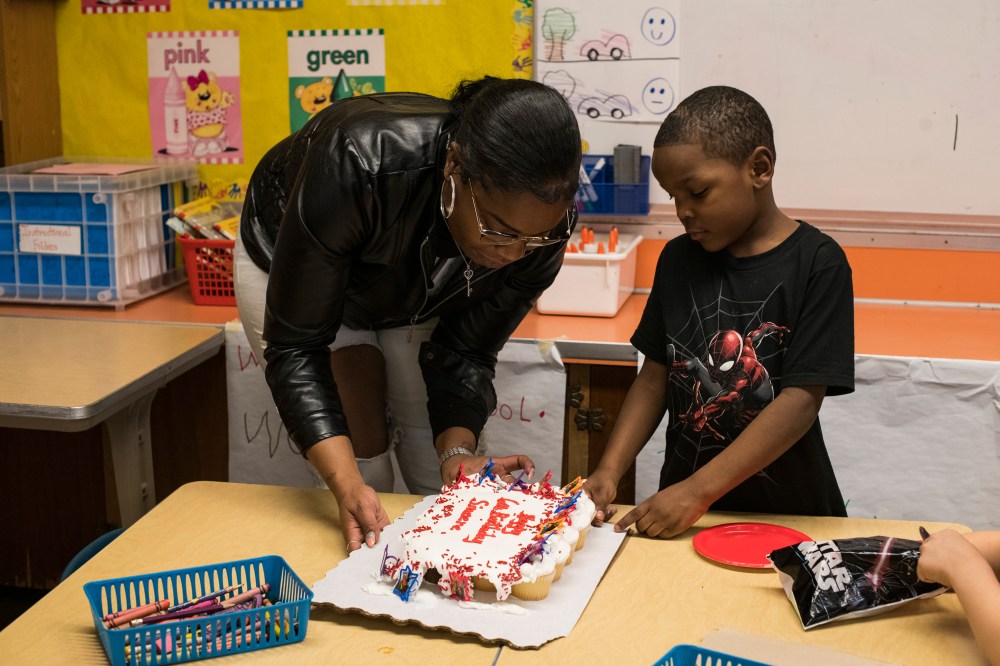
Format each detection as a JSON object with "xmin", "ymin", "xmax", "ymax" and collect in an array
[{"xmin": 693, "ymin": 522, "xmax": 811, "ymax": 568}]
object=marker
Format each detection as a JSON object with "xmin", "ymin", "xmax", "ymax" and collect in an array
[{"xmin": 919, "ymin": 526, "xmax": 931, "ymax": 540}]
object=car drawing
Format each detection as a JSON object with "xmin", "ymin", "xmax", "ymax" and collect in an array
[
  {"xmin": 579, "ymin": 34, "xmax": 631, "ymax": 61},
  {"xmin": 577, "ymin": 93, "xmax": 633, "ymax": 119}
]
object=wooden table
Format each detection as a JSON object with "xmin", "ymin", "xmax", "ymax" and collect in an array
[
  {"xmin": 0, "ymin": 317, "xmax": 223, "ymax": 526},
  {"xmin": 0, "ymin": 482, "xmax": 982, "ymax": 665}
]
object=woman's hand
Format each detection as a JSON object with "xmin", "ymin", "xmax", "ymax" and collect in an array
[
  {"xmin": 583, "ymin": 467, "xmax": 621, "ymax": 526},
  {"xmin": 305, "ymin": 436, "xmax": 391, "ymax": 552},
  {"xmin": 440, "ymin": 453, "xmax": 535, "ymax": 486},
  {"xmin": 337, "ymin": 480, "xmax": 391, "ymax": 552},
  {"xmin": 614, "ymin": 479, "xmax": 710, "ymax": 539}
]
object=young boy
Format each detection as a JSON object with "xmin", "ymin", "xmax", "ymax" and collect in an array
[
  {"xmin": 585, "ymin": 86, "xmax": 854, "ymax": 538},
  {"xmin": 919, "ymin": 529, "xmax": 1000, "ymax": 664}
]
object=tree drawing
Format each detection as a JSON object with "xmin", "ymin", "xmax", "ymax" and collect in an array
[{"xmin": 542, "ymin": 8, "xmax": 576, "ymax": 61}]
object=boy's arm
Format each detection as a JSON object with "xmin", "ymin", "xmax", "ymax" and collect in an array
[
  {"xmin": 684, "ymin": 384, "xmax": 825, "ymax": 508},
  {"xmin": 965, "ymin": 531, "xmax": 1000, "ymax": 578},
  {"xmin": 920, "ymin": 529, "xmax": 1000, "ymax": 664},
  {"xmin": 583, "ymin": 359, "xmax": 669, "ymax": 525},
  {"xmin": 615, "ymin": 384, "xmax": 824, "ymax": 538}
]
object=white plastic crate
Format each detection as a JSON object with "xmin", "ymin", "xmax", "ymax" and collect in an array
[
  {"xmin": 536, "ymin": 231, "xmax": 642, "ymax": 317},
  {"xmin": 0, "ymin": 157, "xmax": 197, "ymax": 309}
]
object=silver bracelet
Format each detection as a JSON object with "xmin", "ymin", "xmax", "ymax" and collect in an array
[{"xmin": 438, "ymin": 446, "xmax": 475, "ymax": 466}]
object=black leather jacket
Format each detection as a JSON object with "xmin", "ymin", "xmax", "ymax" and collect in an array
[{"xmin": 241, "ymin": 93, "xmax": 574, "ymax": 453}]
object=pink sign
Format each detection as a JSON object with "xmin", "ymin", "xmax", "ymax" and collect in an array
[{"xmin": 147, "ymin": 31, "xmax": 242, "ymax": 164}]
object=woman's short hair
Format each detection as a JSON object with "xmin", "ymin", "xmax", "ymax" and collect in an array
[{"xmin": 450, "ymin": 76, "xmax": 581, "ymax": 203}]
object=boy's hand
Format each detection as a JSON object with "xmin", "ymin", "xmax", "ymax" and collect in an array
[
  {"xmin": 918, "ymin": 528, "xmax": 980, "ymax": 587},
  {"xmin": 614, "ymin": 479, "xmax": 710, "ymax": 539},
  {"xmin": 583, "ymin": 468, "xmax": 620, "ymax": 526}
]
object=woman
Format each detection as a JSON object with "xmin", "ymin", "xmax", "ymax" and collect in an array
[{"xmin": 235, "ymin": 76, "xmax": 581, "ymax": 551}]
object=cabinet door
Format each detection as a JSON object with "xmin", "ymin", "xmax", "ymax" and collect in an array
[{"xmin": 563, "ymin": 362, "xmax": 637, "ymax": 504}]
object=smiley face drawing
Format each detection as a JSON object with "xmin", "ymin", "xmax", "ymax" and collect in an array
[
  {"xmin": 641, "ymin": 7, "xmax": 677, "ymax": 46},
  {"xmin": 641, "ymin": 77, "xmax": 675, "ymax": 115}
]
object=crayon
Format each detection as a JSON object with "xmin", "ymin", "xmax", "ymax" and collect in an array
[
  {"xmin": 104, "ymin": 599, "xmax": 170, "ymax": 628},
  {"xmin": 221, "ymin": 583, "xmax": 271, "ymax": 608},
  {"xmin": 166, "ymin": 584, "xmax": 244, "ymax": 613},
  {"xmin": 130, "ymin": 600, "xmax": 224, "ymax": 626}
]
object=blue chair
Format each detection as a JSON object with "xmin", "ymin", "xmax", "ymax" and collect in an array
[{"xmin": 60, "ymin": 528, "xmax": 125, "ymax": 581}]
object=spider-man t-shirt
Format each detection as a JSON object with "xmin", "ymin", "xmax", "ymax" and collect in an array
[{"xmin": 632, "ymin": 221, "xmax": 854, "ymax": 516}]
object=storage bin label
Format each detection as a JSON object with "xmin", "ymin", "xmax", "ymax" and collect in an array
[{"xmin": 18, "ymin": 224, "xmax": 82, "ymax": 256}]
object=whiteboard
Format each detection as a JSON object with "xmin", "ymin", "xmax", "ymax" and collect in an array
[{"xmin": 539, "ymin": 0, "xmax": 1000, "ymax": 215}]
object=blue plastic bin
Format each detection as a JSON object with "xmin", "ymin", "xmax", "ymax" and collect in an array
[
  {"xmin": 83, "ymin": 555, "xmax": 312, "ymax": 666},
  {"xmin": 654, "ymin": 644, "xmax": 771, "ymax": 666},
  {"xmin": 0, "ymin": 157, "xmax": 196, "ymax": 308},
  {"xmin": 578, "ymin": 153, "xmax": 651, "ymax": 215}
]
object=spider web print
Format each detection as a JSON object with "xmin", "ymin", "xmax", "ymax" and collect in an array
[{"xmin": 664, "ymin": 282, "xmax": 787, "ymax": 480}]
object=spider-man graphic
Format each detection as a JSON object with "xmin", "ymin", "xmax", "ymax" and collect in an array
[{"xmin": 668, "ymin": 322, "xmax": 789, "ymax": 439}]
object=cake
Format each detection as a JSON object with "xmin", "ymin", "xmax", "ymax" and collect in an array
[{"xmin": 378, "ymin": 462, "xmax": 588, "ymax": 602}]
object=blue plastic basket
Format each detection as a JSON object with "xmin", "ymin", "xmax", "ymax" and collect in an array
[
  {"xmin": 654, "ymin": 644, "xmax": 772, "ymax": 666},
  {"xmin": 83, "ymin": 555, "xmax": 312, "ymax": 666},
  {"xmin": 577, "ymin": 153, "xmax": 651, "ymax": 215}
]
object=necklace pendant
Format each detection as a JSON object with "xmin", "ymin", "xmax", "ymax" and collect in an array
[{"xmin": 464, "ymin": 267, "xmax": 474, "ymax": 297}]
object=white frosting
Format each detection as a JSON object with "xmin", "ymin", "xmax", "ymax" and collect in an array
[
  {"xmin": 457, "ymin": 601, "xmax": 529, "ymax": 615},
  {"xmin": 571, "ymin": 493, "xmax": 597, "ymax": 528},
  {"xmin": 560, "ymin": 524, "xmax": 580, "ymax": 548},
  {"xmin": 392, "ymin": 475, "xmax": 564, "ymax": 600},
  {"xmin": 518, "ymin": 554, "xmax": 556, "ymax": 582},
  {"xmin": 543, "ymin": 538, "xmax": 572, "ymax": 565}
]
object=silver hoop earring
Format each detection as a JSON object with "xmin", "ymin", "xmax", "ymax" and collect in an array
[{"xmin": 440, "ymin": 175, "xmax": 456, "ymax": 219}]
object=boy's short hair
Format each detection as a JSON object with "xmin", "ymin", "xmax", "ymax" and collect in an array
[{"xmin": 653, "ymin": 86, "xmax": 775, "ymax": 166}]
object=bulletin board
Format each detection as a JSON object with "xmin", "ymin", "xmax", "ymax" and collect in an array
[{"xmin": 53, "ymin": 1, "xmax": 530, "ymax": 194}]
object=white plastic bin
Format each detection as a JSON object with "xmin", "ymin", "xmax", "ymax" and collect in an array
[{"xmin": 536, "ymin": 232, "xmax": 642, "ymax": 317}]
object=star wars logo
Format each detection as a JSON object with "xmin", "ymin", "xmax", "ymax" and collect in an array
[{"xmin": 797, "ymin": 540, "xmax": 852, "ymax": 592}]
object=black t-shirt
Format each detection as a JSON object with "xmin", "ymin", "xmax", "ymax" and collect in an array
[{"xmin": 631, "ymin": 221, "xmax": 854, "ymax": 516}]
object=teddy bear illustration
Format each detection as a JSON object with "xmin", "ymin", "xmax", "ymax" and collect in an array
[
  {"xmin": 185, "ymin": 69, "xmax": 235, "ymax": 157},
  {"xmin": 295, "ymin": 77, "xmax": 334, "ymax": 117}
]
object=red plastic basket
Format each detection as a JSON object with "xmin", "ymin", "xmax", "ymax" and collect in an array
[{"xmin": 178, "ymin": 233, "xmax": 236, "ymax": 306}]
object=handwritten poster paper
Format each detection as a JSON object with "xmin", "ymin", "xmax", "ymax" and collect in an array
[
  {"xmin": 287, "ymin": 29, "xmax": 385, "ymax": 133},
  {"xmin": 225, "ymin": 321, "xmax": 566, "ymax": 492},
  {"xmin": 481, "ymin": 340, "xmax": 567, "ymax": 482},
  {"xmin": 225, "ymin": 322, "xmax": 318, "ymax": 486},
  {"xmin": 534, "ymin": 0, "xmax": 681, "ymax": 123},
  {"xmin": 83, "ymin": 0, "xmax": 170, "ymax": 14},
  {"xmin": 147, "ymin": 31, "xmax": 243, "ymax": 164}
]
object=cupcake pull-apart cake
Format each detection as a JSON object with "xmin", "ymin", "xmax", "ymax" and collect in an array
[{"xmin": 378, "ymin": 461, "xmax": 590, "ymax": 603}]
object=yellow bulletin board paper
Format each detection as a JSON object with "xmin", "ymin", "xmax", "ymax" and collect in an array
[{"xmin": 55, "ymin": 1, "xmax": 517, "ymax": 192}]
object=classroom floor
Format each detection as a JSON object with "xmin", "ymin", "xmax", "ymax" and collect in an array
[{"xmin": 0, "ymin": 586, "xmax": 46, "ymax": 631}]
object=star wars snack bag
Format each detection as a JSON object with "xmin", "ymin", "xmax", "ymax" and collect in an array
[{"xmin": 769, "ymin": 536, "xmax": 945, "ymax": 629}]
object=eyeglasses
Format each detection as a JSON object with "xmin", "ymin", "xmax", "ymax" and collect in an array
[{"xmin": 468, "ymin": 181, "xmax": 574, "ymax": 248}]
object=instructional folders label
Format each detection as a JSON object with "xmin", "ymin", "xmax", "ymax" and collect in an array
[{"xmin": 18, "ymin": 224, "xmax": 82, "ymax": 256}]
